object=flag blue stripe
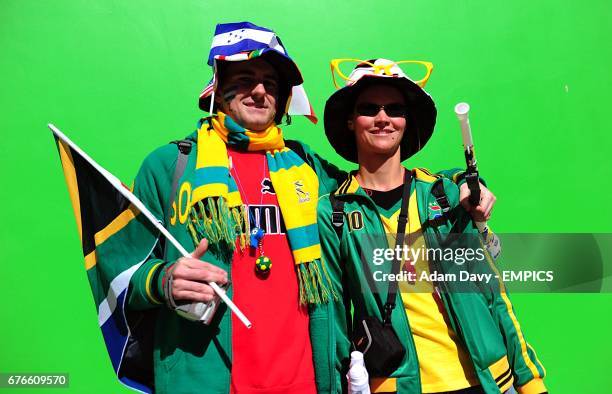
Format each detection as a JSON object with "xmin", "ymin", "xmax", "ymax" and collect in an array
[
  {"xmin": 120, "ymin": 377, "xmax": 153, "ymax": 394},
  {"xmin": 100, "ymin": 289, "xmax": 154, "ymax": 393},
  {"xmin": 100, "ymin": 290, "xmax": 129, "ymax": 372}
]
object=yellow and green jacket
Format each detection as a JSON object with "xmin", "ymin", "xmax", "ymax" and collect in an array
[{"xmin": 312, "ymin": 169, "xmax": 546, "ymax": 394}]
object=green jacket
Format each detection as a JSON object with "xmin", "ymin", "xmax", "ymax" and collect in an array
[{"xmin": 312, "ymin": 169, "xmax": 546, "ymax": 394}]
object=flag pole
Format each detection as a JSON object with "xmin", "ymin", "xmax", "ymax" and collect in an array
[{"xmin": 49, "ymin": 123, "xmax": 252, "ymax": 329}]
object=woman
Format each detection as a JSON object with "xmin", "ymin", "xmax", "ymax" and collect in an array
[{"xmin": 313, "ymin": 59, "xmax": 546, "ymax": 394}]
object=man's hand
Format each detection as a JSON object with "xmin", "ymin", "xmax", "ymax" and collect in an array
[
  {"xmin": 170, "ymin": 239, "xmax": 228, "ymax": 303},
  {"xmin": 459, "ymin": 182, "xmax": 496, "ymax": 222}
]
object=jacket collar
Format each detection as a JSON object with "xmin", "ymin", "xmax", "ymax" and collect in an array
[
  {"xmin": 334, "ymin": 171, "xmax": 363, "ymax": 197},
  {"xmin": 334, "ymin": 167, "xmax": 439, "ymax": 197}
]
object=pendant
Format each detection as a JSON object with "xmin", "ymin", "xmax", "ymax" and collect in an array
[
  {"xmin": 251, "ymin": 227, "xmax": 271, "ymax": 274},
  {"xmin": 255, "ymin": 255, "xmax": 272, "ymax": 274},
  {"xmin": 250, "ymin": 227, "xmax": 265, "ymax": 248}
]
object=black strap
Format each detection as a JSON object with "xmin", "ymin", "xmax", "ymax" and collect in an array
[
  {"xmin": 464, "ymin": 172, "xmax": 481, "ymax": 206},
  {"xmin": 383, "ymin": 170, "xmax": 413, "ymax": 325},
  {"xmin": 431, "ymin": 179, "xmax": 451, "ymax": 213},
  {"xmin": 163, "ymin": 140, "xmax": 192, "ymax": 259},
  {"xmin": 167, "ymin": 140, "xmax": 192, "ymax": 216},
  {"xmin": 285, "ymin": 139, "xmax": 308, "ymax": 162},
  {"xmin": 329, "ymin": 191, "xmax": 345, "ymax": 240},
  {"xmin": 426, "ymin": 179, "xmax": 454, "ymax": 229}
]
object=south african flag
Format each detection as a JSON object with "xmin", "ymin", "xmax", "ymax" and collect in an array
[{"xmin": 51, "ymin": 125, "xmax": 160, "ymax": 393}]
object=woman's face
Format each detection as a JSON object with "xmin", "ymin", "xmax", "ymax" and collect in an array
[{"xmin": 349, "ymin": 84, "xmax": 407, "ymax": 161}]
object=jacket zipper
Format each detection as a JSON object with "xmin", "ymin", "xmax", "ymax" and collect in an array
[{"xmin": 338, "ymin": 183, "xmax": 422, "ymax": 390}]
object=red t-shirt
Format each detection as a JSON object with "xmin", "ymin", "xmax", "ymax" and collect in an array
[{"xmin": 228, "ymin": 148, "xmax": 316, "ymax": 394}]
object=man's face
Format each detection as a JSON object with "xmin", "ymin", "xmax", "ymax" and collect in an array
[
  {"xmin": 216, "ymin": 58, "xmax": 280, "ymax": 131},
  {"xmin": 349, "ymin": 84, "xmax": 407, "ymax": 161}
]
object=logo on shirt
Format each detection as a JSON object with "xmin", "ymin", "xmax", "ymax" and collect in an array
[
  {"xmin": 294, "ymin": 180, "xmax": 310, "ymax": 203},
  {"xmin": 248, "ymin": 204, "xmax": 285, "ymax": 235},
  {"xmin": 428, "ymin": 201, "xmax": 443, "ymax": 220},
  {"xmin": 261, "ymin": 177, "xmax": 275, "ymax": 195}
]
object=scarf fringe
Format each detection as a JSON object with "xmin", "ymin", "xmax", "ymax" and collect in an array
[
  {"xmin": 187, "ymin": 197, "xmax": 248, "ymax": 258},
  {"xmin": 297, "ymin": 260, "xmax": 338, "ymax": 305},
  {"xmin": 232, "ymin": 204, "xmax": 249, "ymax": 250}
]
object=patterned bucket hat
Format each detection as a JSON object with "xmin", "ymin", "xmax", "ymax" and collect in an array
[
  {"xmin": 199, "ymin": 22, "xmax": 316, "ymax": 124},
  {"xmin": 324, "ymin": 58, "xmax": 437, "ymax": 162}
]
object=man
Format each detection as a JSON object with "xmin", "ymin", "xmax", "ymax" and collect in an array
[
  {"xmin": 126, "ymin": 22, "xmax": 342, "ymax": 394},
  {"xmin": 121, "ymin": 24, "xmax": 495, "ymax": 393},
  {"xmin": 315, "ymin": 59, "xmax": 546, "ymax": 393}
]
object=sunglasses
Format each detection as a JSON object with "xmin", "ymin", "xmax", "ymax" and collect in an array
[
  {"xmin": 355, "ymin": 102, "xmax": 409, "ymax": 118},
  {"xmin": 330, "ymin": 59, "xmax": 434, "ymax": 89}
]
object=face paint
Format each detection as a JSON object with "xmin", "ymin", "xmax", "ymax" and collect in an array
[
  {"xmin": 222, "ymin": 86, "xmax": 238, "ymax": 102},
  {"xmin": 216, "ymin": 58, "xmax": 279, "ymax": 131}
]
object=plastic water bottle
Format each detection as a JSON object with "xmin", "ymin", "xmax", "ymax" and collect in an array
[{"xmin": 347, "ymin": 351, "xmax": 370, "ymax": 394}]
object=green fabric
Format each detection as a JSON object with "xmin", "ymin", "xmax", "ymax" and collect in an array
[
  {"xmin": 314, "ymin": 169, "xmax": 545, "ymax": 394},
  {"xmin": 436, "ymin": 167, "xmax": 488, "ymax": 187},
  {"xmin": 436, "ymin": 167, "xmax": 465, "ymax": 185}
]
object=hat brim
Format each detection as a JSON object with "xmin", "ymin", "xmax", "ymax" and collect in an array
[
  {"xmin": 324, "ymin": 76, "xmax": 437, "ymax": 163},
  {"xmin": 198, "ymin": 51, "xmax": 302, "ymax": 115}
]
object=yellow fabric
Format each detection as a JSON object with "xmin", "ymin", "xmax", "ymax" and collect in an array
[
  {"xmin": 527, "ymin": 343, "xmax": 547, "ymax": 376},
  {"xmin": 197, "ymin": 120, "xmax": 232, "ymax": 166},
  {"xmin": 94, "ymin": 205, "xmax": 139, "ymax": 246},
  {"xmin": 290, "ymin": 244, "xmax": 322, "ymax": 265},
  {"xmin": 59, "ymin": 139, "xmax": 91, "ymax": 268},
  {"xmin": 499, "ymin": 375, "xmax": 515, "ymax": 393},
  {"xmin": 145, "ymin": 262, "xmax": 163, "ymax": 304},
  {"xmin": 487, "ymin": 355, "xmax": 511, "ymax": 381},
  {"xmin": 517, "ymin": 378, "xmax": 547, "ymax": 394},
  {"xmin": 84, "ymin": 251, "xmax": 97, "ymax": 270},
  {"xmin": 267, "ymin": 155, "xmax": 321, "ymax": 272},
  {"xmin": 192, "ymin": 123, "xmax": 240, "ymax": 208},
  {"xmin": 480, "ymin": 239, "xmax": 544, "ymax": 380},
  {"xmin": 488, "ymin": 355, "xmax": 514, "ymax": 392},
  {"xmin": 211, "ymin": 112, "xmax": 285, "ymax": 151},
  {"xmin": 413, "ymin": 167, "xmax": 440, "ymax": 183},
  {"xmin": 379, "ymin": 190, "xmax": 479, "ymax": 393},
  {"xmin": 370, "ymin": 377, "xmax": 397, "ymax": 393}
]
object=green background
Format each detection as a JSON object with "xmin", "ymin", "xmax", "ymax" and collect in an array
[{"xmin": 1, "ymin": 0, "xmax": 611, "ymax": 392}]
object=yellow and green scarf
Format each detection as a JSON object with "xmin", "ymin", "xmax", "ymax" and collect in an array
[{"xmin": 186, "ymin": 112, "xmax": 335, "ymax": 305}]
